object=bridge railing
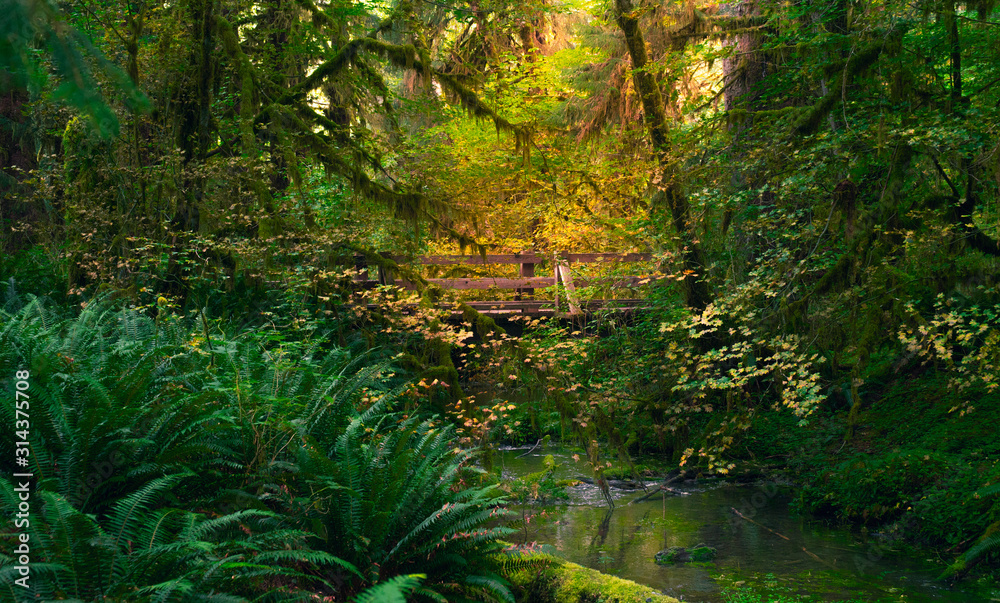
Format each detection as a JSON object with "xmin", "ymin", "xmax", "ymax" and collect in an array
[
  {"xmin": 354, "ymin": 252, "xmax": 653, "ymax": 314},
  {"xmin": 357, "ymin": 252, "xmax": 650, "ymax": 289},
  {"xmin": 355, "ymin": 252, "xmax": 652, "ymax": 315}
]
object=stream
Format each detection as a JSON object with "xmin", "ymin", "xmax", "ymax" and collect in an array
[{"xmin": 497, "ymin": 446, "xmax": 996, "ymax": 603}]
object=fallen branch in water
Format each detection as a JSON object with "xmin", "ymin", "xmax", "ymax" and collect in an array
[
  {"xmin": 729, "ymin": 507, "xmax": 837, "ymax": 569},
  {"xmin": 517, "ymin": 436, "xmax": 548, "ymax": 458},
  {"xmin": 629, "ymin": 471, "xmax": 689, "ymax": 504}
]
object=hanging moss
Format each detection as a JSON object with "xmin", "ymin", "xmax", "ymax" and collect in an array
[
  {"xmin": 214, "ymin": 16, "xmax": 256, "ymax": 152},
  {"xmin": 788, "ymin": 146, "xmax": 914, "ymax": 319}
]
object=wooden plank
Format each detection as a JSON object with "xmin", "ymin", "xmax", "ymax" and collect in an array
[
  {"xmin": 384, "ymin": 252, "xmax": 653, "ymax": 265},
  {"xmin": 369, "ymin": 299, "xmax": 647, "ymax": 309},
  {"xmin": 426, "ymin": 277, "xmax": 555, "ymax": 290},
  {"xmin": 395, "ymin": 254, "xmax": 545, "ymax": 265},
  {"xmin": 563, "ymin": 253, "xmax": 652, "ymax": 263},
  {"xmin": 417, "ymin": 276, "xmax": 648, "ymax": 291},
  {"xmin": 364, "ymin": 299, "xmax": 649, "ymax": 317},
  {"xmin": 517, "ymin": 258, "xmax": 535, "ymax": 299},
  {"xmin": 445, "ymin": 298, "xmax": 650, "ymax": 318}
]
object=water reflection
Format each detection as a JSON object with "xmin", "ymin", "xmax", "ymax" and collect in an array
[{"xmin": 497, "ymin": 447, "xmax": 992, "ymax": 602}]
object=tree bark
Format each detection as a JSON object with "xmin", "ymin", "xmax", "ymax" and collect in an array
[
  {"xmin": 720, "ymin": 0, "xmax": 768, "ymax": 253},
  {"xmin": 722, "ymin": 0, "xmax": 766, "ymax": 117},
  {"xmin": 944, "ymin": 0, "xmax": 962, "ymax": 110}
]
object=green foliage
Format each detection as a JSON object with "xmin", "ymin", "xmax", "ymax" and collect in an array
[
  {"xmin": 940, "ymin": 483, "xmax": 1000, "ymax": 579},
  {"xmin": 0, "ymin": 480, "xmax": 337, "ymax": 601},
  {"xmin": 0, "ymin": 0, "xmax": 146, "ymax": 136},
  {"xmin": 895, "ymin": 295, "xmax": 1000, "ymax": 416},
  {"xmin": 503, "ymin": 455, "xmax": 568, "ymax": 505},
  {"xmin": 294, "ymin": 392, "xmax": 518, "ymax": 600},
  {"xmin": 721, "ymin": 584, "xmax": 871, "ymax": 603},
  {"xmin": 5, "ymin": 0, "xmax": 1000, "ymax": 587},
  {"xmin": 0, "ymin": 293, "xmax": 518, "ymax": 600},
  {"xmin": 654, "ymin": 544, "xmax": 717, "ymax": 564},
  {"xmin": 351, "ymin": 573, "xmax": 425, "ymax": 603},
  {"xmin": 715, "ymin": 570, "xmax": 926, "ymax": 603},
  {"xmin": 796, "ymin": 450, "xmax": 950, "ymax": 524}
]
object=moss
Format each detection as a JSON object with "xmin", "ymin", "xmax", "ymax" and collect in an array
[
  {"xmin": 793, "ymin": 24, "xmax": 907, "ymax": 136},
  {"xmin": 214, "ymin": 15, "xmax": 255, "ymax": 150},
  {"xmin": 395, "ymin": 353, "xmax": 422, "ymax": 373},
  {"xmin": 459, "ymin": 301, "xmax": 505, "ymax": 337},
  {"xmin": 508, "ymin": 553, "xmax": 679, "ymax": 603},
  {"xmin": 421, "ymin": 332, "xmax": 464, "ymax": 404},
  {"xmin": 654, "ymin": 544, "xmax": 717, "ymax": 564}
]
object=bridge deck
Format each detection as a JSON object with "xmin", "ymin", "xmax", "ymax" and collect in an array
[
  {"xmin": 355, "ymin": 252, "xmax": 655, "ymax": 316},
  {"xmin": 368, "ymin": 299, "xmax": 648, "ymax": 318}
]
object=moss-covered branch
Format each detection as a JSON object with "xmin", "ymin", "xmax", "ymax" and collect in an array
[
  {"xmin": 793, "ymin": 22, "xmax": 909, "ymax": 136},
  {"xmin": 787, "ymin": 144, "xmax": 914, "ymax": 315},
  {"xmin": 215, "ymin": 15, "xmax": 264, "ymax": 150},
  {"xmin": 259, "ymin": 35, "xmax": 524, "ymax": 140}
]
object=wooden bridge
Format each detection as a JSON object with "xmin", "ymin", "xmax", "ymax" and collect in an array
[{"xmin": 355, "ymin": 252, "xmax": 655, "ymax": 318}]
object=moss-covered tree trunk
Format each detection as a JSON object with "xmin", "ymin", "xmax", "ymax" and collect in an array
[
  {"xmin": 722, "ymin": 0, "xmax": 767, "ymax": 120},
  {"xmin": 165, "ymin": 0, "xmax": 216, "ymax": 297},
  {"xmin": 720, "ymin": 0, "xmax": 770, "ymax": 268},
  {"xmin": 613, "ymin": 0, "xmax": 712, "ymax": 312}
]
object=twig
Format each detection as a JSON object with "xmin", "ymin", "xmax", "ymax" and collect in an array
[
  {"xmin": 516, "ymin": 437, "xmax": 546, "ymax": 458},
  {"xmin": 729, "ymin": 507, "xmax": 837, "ymax": 569}
]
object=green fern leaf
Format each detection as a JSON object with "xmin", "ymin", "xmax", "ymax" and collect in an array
[{"xmin": 351, "ymin": 574, "xmax": 425, "ymax": 603}]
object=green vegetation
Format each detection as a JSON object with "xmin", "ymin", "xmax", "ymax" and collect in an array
[
  {"xmin": 506, "ymin": 553, "xmax": 677, "ymax": 603},
  {"xmin": 0, "ymin": 295, "xmax": 515, "ymax": 600},
  {"xmin": 721, "ymin": 589, "xmax": 871, "ymax": 603},
  {"xmin": 716, "ymin": 571, "xmax": 909, "ymax": 603},
  {"xmin": 2, "ymin": 0, "xmax": 1000, "ymax": 598},
  {"xmin": 654, "ymin": 545, "xmax": 717, "ymax": 564}
]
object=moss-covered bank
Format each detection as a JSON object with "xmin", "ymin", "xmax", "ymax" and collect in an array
[{"xmin": 508, "ymin": 553, "xmax": 679, "ymax": 603}]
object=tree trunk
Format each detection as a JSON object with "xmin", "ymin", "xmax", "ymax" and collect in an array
[
  {"xmin": 720, "ymin": 0, "xmax": 769, "ymax": 250},
  {"xmin": 0, "ymin": 88, "xmax": 38, "ymax": 257},
  {"xmin": 166, "ymin": 0, "xmax": 216, "ymax": 297},
  {"xmin": 722, "ymin": 0, "xmax": 766, "ymax": 120},
  {"xmin": 613, "ymin": 0, "xmax": 712, "ymax": 311}
]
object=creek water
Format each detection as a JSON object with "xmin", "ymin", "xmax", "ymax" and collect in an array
[{"xmin": 497, "ymin": 446, "xmax": 995, "ymax": 603}]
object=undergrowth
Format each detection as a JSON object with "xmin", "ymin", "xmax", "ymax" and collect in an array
[{"xmin": 0, "ymin": 290, "xmax": 521, "ymax": 601}]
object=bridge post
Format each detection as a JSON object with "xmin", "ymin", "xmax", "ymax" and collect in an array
[
  {"xmin": 556, "ymin": 253, "xmax": 582, "ymax": 315},
  {"xmin": 515, "ymin": 251, "xmax": 534, "ymax": 300},
  {"xmin": 377, "ymin": 251, "xmax": 396, "ymax": 286},
  {"xmin": 353, "ymin": 254, "xmax": 369, "ymax": 282}
]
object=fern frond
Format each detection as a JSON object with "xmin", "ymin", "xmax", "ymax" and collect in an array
[
  {"xmin": 976, "ymin": 483, "xmax": 1000, "ymax": 498},
  {"xmin": 462, "ymin": 573, "xmax": 515, "ymax": 603},
  {"xmin": 106, "ymin": 473, "xmax": 191, "ymax": 580},
  {"xmin": 351, "ymin": 574, "xmax": 426, "ymax": 603},
  {"xmin": 963, "ymin": 523, "xmax": 1000, "ymax": 562}
]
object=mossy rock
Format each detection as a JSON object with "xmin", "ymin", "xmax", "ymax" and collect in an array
[
  {"xmin": 654, "ymin": 544, "xmax": 717, "ymax": 564},
  {"xmin": 507, "ymin": 552, "xmax": 679, "ymax": 603}
]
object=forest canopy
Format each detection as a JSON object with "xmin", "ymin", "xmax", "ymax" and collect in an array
[{"xmin": 3, "ymin": 0, "xmax": 1000, "ymax": 599}]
